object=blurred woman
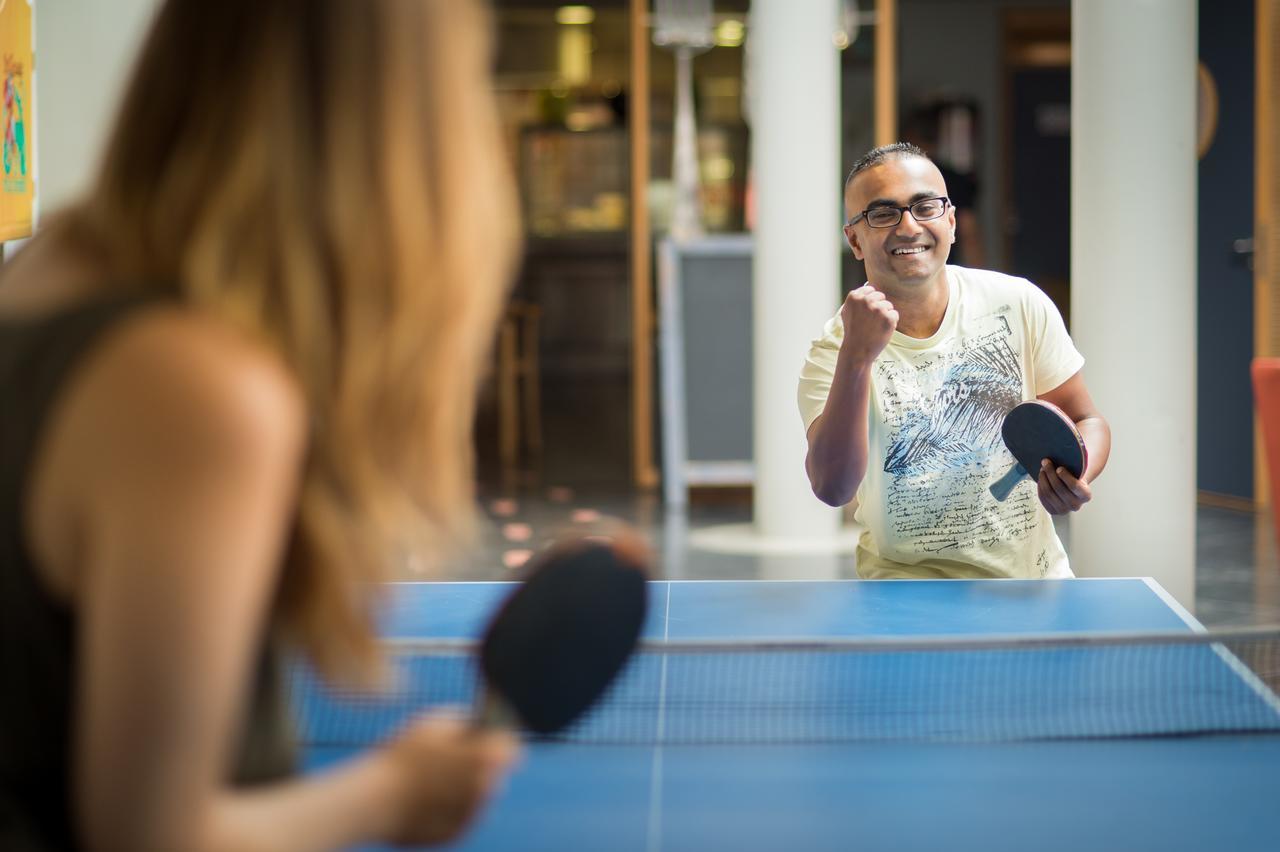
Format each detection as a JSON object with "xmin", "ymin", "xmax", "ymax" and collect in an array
[{"xmin": 0, "ymin": 1, "xmax": 521, "ymax": 848}]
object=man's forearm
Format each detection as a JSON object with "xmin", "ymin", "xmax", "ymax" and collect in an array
[
  {"xmin": 805, "ymin": 354, "xmax": 874, "ymax": 506},
  {"xmin": 1076, "ymin": 416, "xmax": 1111, "ymax": 484}
]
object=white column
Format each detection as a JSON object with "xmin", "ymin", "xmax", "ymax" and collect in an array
[
  {"xmin": 751, "ymin": 0, "xmax": 843, "ymax": 545},
  {"xmin": 1070, "ymin": 0, "xmax": 1197, "ymax": 607},
  {"xmin": 35, "ymin": 0, "xmax": 161, "ymax": 218}
]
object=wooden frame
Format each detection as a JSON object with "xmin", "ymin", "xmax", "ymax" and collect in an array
[
  {"xmin": 875, "ymin": 0, "xmax": 897, "ymax": 146},
  {"xmin": 1256, "ymin": 0, "xmax": 1279, "ymax": 505},
  {"xmin": 630, "ymin": 0, "xmax": 659, "ymax": 488}
]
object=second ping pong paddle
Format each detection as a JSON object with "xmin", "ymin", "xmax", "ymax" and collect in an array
[
  {"xmin": 989, "ymin": 400, "xmax": 1087, "ymax": 502},
  {"xmin": 474, "ymin": 537, "xmax": 649, "ymax": 736}
]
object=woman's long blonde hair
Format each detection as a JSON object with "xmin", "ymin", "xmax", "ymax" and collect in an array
[{"xmin": 62, "ymin": 0, "xmax": 518, "ymax": 681}]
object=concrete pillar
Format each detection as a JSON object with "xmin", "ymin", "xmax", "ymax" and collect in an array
[
  {"xmin": 1070, "ymin": 0, "xmax": 1197, "ymax": 607},
  {"xmin": 752, "ymin": 0, "xmax": 842, "ymax": 544}
]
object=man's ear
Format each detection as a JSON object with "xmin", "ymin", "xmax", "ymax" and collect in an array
[{"xmin": 844, "ymin": 225, "xmax": 865, "ymax": 260}]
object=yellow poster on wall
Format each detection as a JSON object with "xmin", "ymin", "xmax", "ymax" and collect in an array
[{"xmin": 0, "ymin": 0, "xmax": 32, "ymax": 241}]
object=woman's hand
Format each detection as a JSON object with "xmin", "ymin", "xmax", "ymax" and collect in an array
[{"xmin": 380, "ymin": 712, "xmax": 521, "ymax": 847}]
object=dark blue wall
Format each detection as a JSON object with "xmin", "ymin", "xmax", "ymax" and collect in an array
[{"xmin": 1197, "ymin": 0, "xmax": 1256, "ymax": 499}]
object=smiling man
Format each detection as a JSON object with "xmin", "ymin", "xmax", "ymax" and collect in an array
[{"xmin": 798, "ymin": 142, "xmax": 1110, "ymax": 579}]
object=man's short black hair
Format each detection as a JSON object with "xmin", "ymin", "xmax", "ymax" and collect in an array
[{"xmin": 844, "ymin": 142, "xmax": 930, "ymax": 200}]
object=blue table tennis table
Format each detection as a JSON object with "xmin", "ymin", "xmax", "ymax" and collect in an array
[{"xmin": 299, "ymin": 578, "xmax": 1280, "ymax": 851}]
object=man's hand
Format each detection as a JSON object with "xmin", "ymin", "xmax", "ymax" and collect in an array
[
  {"xmin": 839, "ymin": 284, "xmax": 899, "ymax": 365},
  {"xmin": 1038, "ymin": 459, "xmax": 1092, "ymax": 514},
  {"xmin": 1037, "ymin": 372, "xmax": 1109, "ymax": 510}
]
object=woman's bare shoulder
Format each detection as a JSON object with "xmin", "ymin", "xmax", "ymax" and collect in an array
[
  {"xmin": 82, "ymin": 306, "xmax": 306, "ymax": 458},
  {"xmin": 28, "ymin": 304, "xmax": 309, "ymax": 599}
]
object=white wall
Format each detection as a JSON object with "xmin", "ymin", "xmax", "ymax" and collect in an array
[{"xmin": 34, "ymin": 0, "xmax": 161, "ymax": 219}]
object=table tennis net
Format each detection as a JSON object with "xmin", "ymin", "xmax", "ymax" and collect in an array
[{"xmin": 291, "ymin": 628, "xmax": 1280, "ymax": 746}]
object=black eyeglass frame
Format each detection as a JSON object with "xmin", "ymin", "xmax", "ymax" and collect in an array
[{"xmin": 845, "ymin": 196, "xmax": 952, "ymax": 229}]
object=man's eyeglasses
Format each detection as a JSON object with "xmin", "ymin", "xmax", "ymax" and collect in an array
[{"xmin": 847, "ymin": 196, "xmax": 951, "ymax": 229}]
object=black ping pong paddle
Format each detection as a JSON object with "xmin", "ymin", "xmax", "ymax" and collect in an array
[
  {"xmin": 474, "ymin": 537, "xmax": 649, "ymax": 735},
  {"xmin": 989, "ymin": 400, "xmax": 1087, "ymax": 502}
]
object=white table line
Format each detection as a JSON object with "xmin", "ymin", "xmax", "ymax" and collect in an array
[{"xmin": 646, "ymin": 582, "xmax": 673, "ymax": 852}]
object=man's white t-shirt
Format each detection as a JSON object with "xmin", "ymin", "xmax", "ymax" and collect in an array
[{"xmin": 798, "ymin": 266, "xmax": 1084, "ymax": 579}]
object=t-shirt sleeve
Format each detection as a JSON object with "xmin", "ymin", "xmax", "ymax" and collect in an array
[
  {"xmin": 797, "ymin": 312, "xmax": 844, "ymax": 432},
  {"xmin": 1024, "ymin": 281, "xmax": 1084, "ymax": 395}
]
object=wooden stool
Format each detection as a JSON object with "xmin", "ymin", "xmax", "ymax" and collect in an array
[{"xmin": 497, "ymin": 301, "xmax": 542, "ymax": 469}]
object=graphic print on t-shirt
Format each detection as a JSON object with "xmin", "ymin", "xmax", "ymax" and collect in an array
[{"xmin": 876, "ymin": 312, "xmax": 1037, "ymax": 554}]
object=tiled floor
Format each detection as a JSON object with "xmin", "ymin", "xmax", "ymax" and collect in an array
[
  {"xmin": 437, "ymin": 482, "xmax": 1280, "ymax": 629},
  {"xmin": 1194, "ymin": 505, "xmax": 1280, "ymax": 625}
]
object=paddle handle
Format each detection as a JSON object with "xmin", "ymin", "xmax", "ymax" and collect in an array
[{"xmin": 989, "ymin": 460, "xmax": 1029, "ymax": 502}]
